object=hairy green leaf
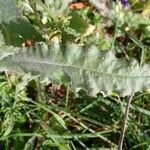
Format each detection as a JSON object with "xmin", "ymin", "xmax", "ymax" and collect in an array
[
  {"xmin": 0, "ymin": 0, "xmax": 21, "ymax": 23},
  {"xmin": 0, "ymin": 43, "xmax": 150, "ymax": 96},
  {"xmin": 0, "ymin": 0, "xmax": 43, "ymax": 46},
  {"xmin": 44, "ymin": 0, "xmax": 72, "ymax": 14}
]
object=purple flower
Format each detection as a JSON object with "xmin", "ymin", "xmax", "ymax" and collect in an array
[{"xmin": 121, "ymin": 0, "xmax": 129, "ymax": 7}]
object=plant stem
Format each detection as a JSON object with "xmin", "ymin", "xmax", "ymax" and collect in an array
[
  {"xmin": 65, "ymin": 83, "xmax": 70, "ymax": 108},
  {"xmin": 140, "ymin": 47, "xmax": 145, "ymax": 66},
  {"xmin": 5, "ymin": 71, "xmax": 11, "ymax": 86},
  {"xmin": 118, "ymin": 92, "xmax": 134, "ymax": 150},
  {"xmin": 110, "ymin": 17, "xmax": 119, "ymax": 51}
]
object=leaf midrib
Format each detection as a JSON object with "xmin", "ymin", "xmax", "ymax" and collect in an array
[{"xmin": 12, "ymin": 59, "xmax": 150, "ymax": 79}]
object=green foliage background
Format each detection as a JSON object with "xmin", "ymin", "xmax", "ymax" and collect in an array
[{"xmin": 0, "ymin": 0, "xmax": 150, "ymax": 149}]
